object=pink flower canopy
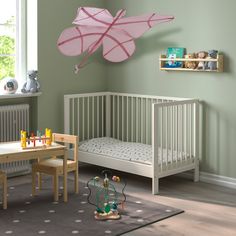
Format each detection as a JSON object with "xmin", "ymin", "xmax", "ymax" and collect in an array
[{"xmin": 57, "ymin": 7, "xmax": 174, "ymax": 73}]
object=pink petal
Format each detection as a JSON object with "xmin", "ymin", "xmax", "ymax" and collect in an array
[
  {"xmin": 57, "ymin": 26, "xmax": 106, "ymax": 56},
  {"xmin": 103, "ymin": 28, "xmax": 135, "ymax": 62},
  {"xmin": 73, "ymin": 7, "xmax": 113, "ymax": 27},
  {"xmin": 114, "ymin": 13, "xmax": 174, "ymax": 38}
]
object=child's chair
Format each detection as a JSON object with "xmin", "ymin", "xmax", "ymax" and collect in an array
[
  {"xmin": 0, "ymin": 170, "xmax": 7, "ymax": 209},
  {"xmin": 32, "ymin": 133, "xmax": 79, "ymax": 201}
]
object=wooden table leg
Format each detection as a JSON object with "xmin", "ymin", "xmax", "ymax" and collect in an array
[{"xmin": 63, "ymin": 149, "xmax": 68, "ymax": 202}]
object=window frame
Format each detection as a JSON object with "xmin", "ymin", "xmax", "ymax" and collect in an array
[
  {"xmin": 17, "ymin": 0, "xmax": 27, "ymax": 87},
  {"xmin": 0, "ymin": 0, "xmax": 37, "ymax": 95}
]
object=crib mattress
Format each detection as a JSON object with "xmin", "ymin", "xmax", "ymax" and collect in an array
[{"xmin": 79, "ymin": 137, "xmax": 188, "ymax": 165}]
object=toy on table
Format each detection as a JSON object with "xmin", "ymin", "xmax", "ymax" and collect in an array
[
  {"xmin": 86, "ymin": 169, "xmax": 127, "ymax": 220},
  {"xmin": 20, "ymin": 128, "xmax": 52, "ymax": 149}
]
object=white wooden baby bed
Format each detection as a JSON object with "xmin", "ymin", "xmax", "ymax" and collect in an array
[{"xmin": 64, "ymin": 92, "xmax": 200, "ymax": 194}]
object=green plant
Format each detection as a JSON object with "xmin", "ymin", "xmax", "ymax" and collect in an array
[{"xmin": 0, "ymin": 35, "xmax": 15, "ymax": 80}]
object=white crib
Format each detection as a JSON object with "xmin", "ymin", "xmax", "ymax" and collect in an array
[{"xmin": 64, "ymin": 92, "xmax": 200, "ymax": 194}]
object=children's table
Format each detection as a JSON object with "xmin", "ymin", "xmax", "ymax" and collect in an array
[{"xmin": 0, "ymin": 141, "xmax": 69, "ymax": 207}]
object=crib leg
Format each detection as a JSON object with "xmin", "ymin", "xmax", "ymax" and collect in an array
[
  {"xmin": 152, "ymin": 176, "xmax": 159, "ymax": 195},
  {"xmin": 194, "ymin": 161, "xmax": 200, "ymax": 182}
]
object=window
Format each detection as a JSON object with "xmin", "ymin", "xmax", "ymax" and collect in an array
[
  {"xmin": 0, "ymin": 0, "xmax": 37, "ymax": 91},
  {"xmin": 0, "ymin": 0, "xmax": 17, "ymax": 81}
]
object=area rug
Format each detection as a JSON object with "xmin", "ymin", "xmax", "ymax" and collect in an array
[{"xmin": 0, "ymin": 180, "xmax": 183, "ymax": 236}]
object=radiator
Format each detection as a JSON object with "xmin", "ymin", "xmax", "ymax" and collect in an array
[{"xmin": 0, "ymin": 104, "xmax": 31, "ymax": 176}]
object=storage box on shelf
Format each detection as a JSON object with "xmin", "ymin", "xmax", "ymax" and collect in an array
[{"xmin": 159, "ymin": 54, "xmax": 223, "ymax": 72}]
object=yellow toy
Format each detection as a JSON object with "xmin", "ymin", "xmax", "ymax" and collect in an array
[
  {"xmin": 45, "ymin": 128, "xmax": 52, "ymax": 146},
  {"xmin": 20, "ymin": 128, "xmax": 52, "ymax": 149},
  {"xmin": 21, "ymin": 130, "xmax": 27, "ymax": 148}
]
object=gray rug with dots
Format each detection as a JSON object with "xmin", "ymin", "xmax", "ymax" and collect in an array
[{"xmin": 0, "ymin": 180, "xmax": 183, "ymax": 236}]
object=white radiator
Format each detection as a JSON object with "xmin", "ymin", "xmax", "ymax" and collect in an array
[{"xmin": 0, "ymin": 104, "xmax": 31, "ymax": 176}]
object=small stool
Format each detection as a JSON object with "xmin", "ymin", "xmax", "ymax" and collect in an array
[{"xmin": 0, "ymin": 170, "xmax": 7, "ymax": 209}]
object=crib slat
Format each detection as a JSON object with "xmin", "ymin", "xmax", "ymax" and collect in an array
[
  {"xmin": 82, "ymin": 97, "xmax": 85, "ymax": 140},
  {"xmin": 92, "ymin": 96, "xmax": 94, "ymax": 139},
  {"xmin": 166, "ymin": 106, "xmax": 168, "ymax": 164},
  {"xmin": 146, "ymin": 99, "xmax": 148, "ymax": 144},
  {"xmin": 171, "ymin": 106, "xmax": 173, "ymax": 165},
  {"xmin": 193, "ymin": 102, "xmax": 199, "ymax": 167},
  {"xmin": 127, "ymin": 96, "xmax": 129, "ymax": 141},
  {"xmin": 117, "ymin": 96, "xmax": 119, "ymax": 140},
  {"xmin": 87, "ymin": 97, "xmax": 90, "ymax": 139},
  {"xmin": 180, "ymin": 104, "xmax": 183, "ymax": 163},
  {"xmin": 136, "ymin": 98, "xmax": 138, "ymax": 142},
  {"xmin": 122, "ymin": 96, "xmax": 124, "ymax": 141},
  {"xmin": 106, "ymin": 94, "xmax": 111, "ymax": 137},
  {"xmin": 72, "ymin": 98, "xmax": 75, "ymax": 135},
  {"xmin": 97, "ymin": 97, "xmax": 99, "ymax": 137},
  {"xmin": 160, "ymin": 106, "xmax": 163, "ymax": 171},
  {"xmin": 77, "ymin": 98, "xmax": 80, "ymax": 137},
  {"xmin": 131, "ymin": 97, "xmax": 133, "ymax": 142},
  {"xmin": 102, "ymin": 96, "xmax": 104, "ymax": 137},
  {"xmin": 141, "ymin": 98, "xmax": 143, "ymax": 143},
  {"xmin": 185, "ymin": 104, "xmax": 187, "ymax": 160},
  {"xmin": 190, "ymin": 104, "xmax": 192, "ymax": 159},
  {"xmin": 176, "ymin": 105, "xmax": 179, "ymax": 162},
  {"xmin": 112, "ymin": 96, "xmax": 115, "ymax": 138}
]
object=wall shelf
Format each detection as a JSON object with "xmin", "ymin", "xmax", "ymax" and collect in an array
[{"xmin": 159, "ymin": 54, "xmax": 223, "ymax": 72}]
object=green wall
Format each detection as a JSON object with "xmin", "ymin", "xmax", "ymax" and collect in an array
[
  {"xmin": 36, "ymin": 0, "xmax": 236, "ymax": 178},
  {"xmin": 105, "ymin": 0, "xmax": 236, "ymax": 178},
  {"xmin": 37, "ymin": 0, "xmax": 106, "ymax": 133}
]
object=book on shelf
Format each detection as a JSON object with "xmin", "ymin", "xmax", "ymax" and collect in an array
[{"xmin": 164, "ymin": 47, "xmax": 185, "ymax": 68}]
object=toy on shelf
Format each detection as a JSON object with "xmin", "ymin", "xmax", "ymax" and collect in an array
[
  {"xmin": 206, "ymin": 49, "xmax": 218, "ymax": 70},
  {"xmin": 197, "ymin": 51, "xmax": 208, "ymax": 70},
  {"xmin": 21, "ymin": 70, "xmax": 40, "ymax": 93},
  {"xmin": 20, "ymin": 128, "xmax": 52, "ymax": 149},
  {"xmin": 86, "ymin": 169, "xmax": 127, "ymax": 220},
  {"xmin": 184, "ymin": 53, "xmax": 197, "ymax": 69},
  {"xmin": 1, "ymin": 77, "xmax": 18, "ymax": 94}
]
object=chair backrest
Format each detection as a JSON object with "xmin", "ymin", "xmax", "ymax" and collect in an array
[{"xmin": 52, "ymin": 133, "xmax": 79, "ymax": 162}]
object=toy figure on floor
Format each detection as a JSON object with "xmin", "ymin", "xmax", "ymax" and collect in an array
[{"xmin": 86, "ymin": 169, "xmax": 127, "ymax": 220}]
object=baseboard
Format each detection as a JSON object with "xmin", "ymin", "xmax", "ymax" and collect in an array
[
  {"xmin": 180, "ymin": 171, "xmax": 236, "ymax": 190},
  {"xmin": 199, "ymin": 172, "xmax": 236, "ymax": 189}
]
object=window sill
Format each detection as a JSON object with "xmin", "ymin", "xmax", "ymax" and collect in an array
[{"xmin": 0, "ymin": 92, "xmax": 42, "ymax": 100}]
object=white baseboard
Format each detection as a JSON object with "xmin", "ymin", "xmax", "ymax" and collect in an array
[
  {"xmin": 199, "ymin": 172, "xmax": 236, "ymax": 190},
  {"xmin": 180, "ymin": 171, "xmax": 236, "ymax": 190}
]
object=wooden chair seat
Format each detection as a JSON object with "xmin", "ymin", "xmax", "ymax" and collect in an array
[
  {"xmin": 32, "ymin": 133, "xmax": 79, "ymax": 202},
  {"xmin": 33, "ymin": 159, "xmax": 76, "ymax": 174},
  {"xmin": 0, "ymin": 170, "xmax": 7, "ymax": 209}
]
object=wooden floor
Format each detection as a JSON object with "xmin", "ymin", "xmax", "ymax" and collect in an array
[{"xmin": 5, "ymin": 165, "xmax": 236, "ymax": 236}]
